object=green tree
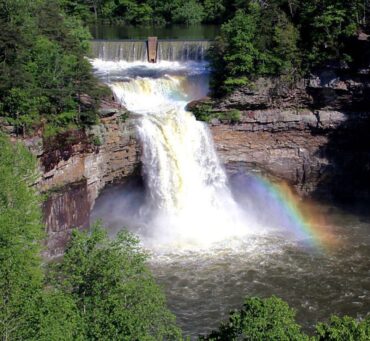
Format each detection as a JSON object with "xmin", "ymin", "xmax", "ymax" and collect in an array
[
  {"xmin": 200, "ymin": 296, "xmax": 308, "ymax": 340},
  {"xmin": 209, "ymin": 5, "xmax": 263, "ymax": 94},
  {"xmin": 202, "ymin": 0, "xmax": 225, "ymax": 23},
  {"xmin": 0, "ymin": 134, "xmax": 43, "ymax": 340},
  {"xmin": 172, "ymin": 0, "xmax": 204, "ymax": 25},
  {"xmin": 0, "ymin": 0, "xmax": 102, "ymax": 135},
  {"xmin": 49, "ymin": 225, "xmax": 182, "ymax": 340},
  {"xmin": 298, "ymin": 0, "xmax": 362, "ymax": 67},
  {"xmin": 107, "ymin": 0, "xmax": 154, "ymax": 24},
  {"xmin": 209, "ymin": 2, "xmax": 301, "ymax": 95},
  {"xmin": 31, "ymin": 290, "xmax": 84, "ymax": 341},
  {"xmin": 0, "ymin": 134, "xmax": 82, "ymax": 340},
  {"xmin": 315, "ymin": 315, "xmax": 370, "ymax": 341}
]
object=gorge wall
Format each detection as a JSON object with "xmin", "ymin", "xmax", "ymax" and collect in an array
[
  {"xmin": 26, "ymin": 106, "xmax": 140, "ymax": 257},
  {"xmin": 212, "ymin": 110, "xmax": 370, "ymax": 200},
  {"xmin": 208, "ymin": 69, "xmax": 370, "ymax": 201},
  {"xmin": 17, "ymin": 68, "xmax": 370, "ymax": 257}
]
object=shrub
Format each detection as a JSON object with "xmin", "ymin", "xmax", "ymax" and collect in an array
[
  {"xmin": 200, "ymin": 296, "xmax": 308, "ymax": 340},
  {"xmin": 315, "ymin": 315, "xmax": 370, "ymax": 341},
  {"xmin": 49, "ymin": 224, "xmax": 182, "ymax": 340}
]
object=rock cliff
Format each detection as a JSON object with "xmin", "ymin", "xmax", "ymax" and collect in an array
[
  {"xmin": 211, "ymin": 110, "xmax": 370, "ymax": 199},
  {"xmin": 26, "ymin": 109, "xmax": 140, "ymax": 257},
  {"xmin": 191, "ymin": 69, "xmax": 370, "ymax": 201}
]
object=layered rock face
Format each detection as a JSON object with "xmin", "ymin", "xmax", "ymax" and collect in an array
[
  {"xmin": 211, "ymin": 110, "xmax": 370, "ymax": 199},
  {"xmin": 28, "ymin": 110, "xmax": 140, "ymax": 257},
  {"xmin": 197, "ymin": 68, "xmax": 370, "ymax": 200}
]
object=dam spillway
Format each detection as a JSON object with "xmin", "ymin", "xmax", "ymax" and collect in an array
[{"xmin": 91, "ymin": 39, "xmax": 211, "ymax": 62}]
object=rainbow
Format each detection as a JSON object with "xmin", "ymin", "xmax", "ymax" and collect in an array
[{"xmin": 243, "ymin": 174, "xmax": 338, "ymax": 251}]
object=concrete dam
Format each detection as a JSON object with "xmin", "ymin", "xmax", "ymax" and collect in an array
[{"xmin": 91, "ymin": 38, "xmax": 211, "ymax": 62}]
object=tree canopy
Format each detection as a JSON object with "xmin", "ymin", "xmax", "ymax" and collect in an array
[
  {"xmin": 0, "ymin": 0, "xmax": 106, "ymax": 136},
  {"xmin": 208, "ymin": 0, "xmax": 370, "ymax": 95},
  {"xmin": 49, "ymin": 225, "xmax": 181, "ymax": 340}
]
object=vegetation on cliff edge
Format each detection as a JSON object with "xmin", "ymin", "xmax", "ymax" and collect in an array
[{"xmin": 209, "ymin": 0, "xmax": 369, "ymax": 95}]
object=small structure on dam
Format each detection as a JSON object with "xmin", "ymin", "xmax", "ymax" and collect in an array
[{"xmin": 147, "ymin": 36, "xmax": 158, "ymax": 63}]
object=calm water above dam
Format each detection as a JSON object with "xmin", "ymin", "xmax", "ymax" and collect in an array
[
  {"xmin": 89, "ymin": 39, "xmax": 370, "ymax": 338},
  {"xmin": 90, "ymin": 24, "xmax": 220, "ymax": 40}
]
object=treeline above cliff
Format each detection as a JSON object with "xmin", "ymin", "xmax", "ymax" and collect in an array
[
  {"xmin": 0, "ymin": 0, "xmax": 107, "ymax": 136},
  {"xmin": 209, "ymin": 0, "xmax": 370, "ymax": 95}
]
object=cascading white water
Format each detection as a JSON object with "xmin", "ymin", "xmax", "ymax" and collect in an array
[{"xmin": 106, "ymin": 71, "xmax": 252, "ymax": 249}]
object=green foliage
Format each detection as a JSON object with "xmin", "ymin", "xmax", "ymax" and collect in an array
[
  {"xmin": 91, "ymin": 135, "xmax": 103, "ymax": 146},
  {"xmin": 49, "ymin": 224, "xmax": 182, "ymax": 340},
  {"xmin": 191, "ymin": 103, "xmax": 214, "ymax": 122},
  {"xmin": 0, "ymin": 0, "xmax": 103, "ymax": 135},
  {"xmin": 200, "ymin": 296, "xmax": 308, "ymax": 340},
  {"xmin": 172, "ymin": 0, "xmax": 204, "ymax": 25},
  {"xmin": 101, "ymin": 0, "xmax": 154, "ymax": 25},
  {"xmin": 0, "ymin": 134, "xmax": 83, "ymax": 340},
  {"xmin": 202, "ymin": 0, "xmax": 225, "ymax": 23},
  {"xmin": 298, "ymin": 0, "xmax": 363, "ymax": 67},
  {"xmin": 31, "ymin": 290, "xmax": 83, "ymax": 341},
  {"xmin": 207, "ymin": 0, "xmax": 369, "ymax": 96},
  {"xmin": 223, "ymin": 110, "xmax": 241, "ymax": 124},
  {"xmin": 191, "ymin": 103, "xmax": 241, "ymax": 124},
  {"xmin": 209, "ymin": 3, "xmax": 301, "ymax": 95},
  {"xmin": 315, "ymin": 315, "xmax": 370, "ymax": 341},
  {"xmin": 0, "ymin": 134, "xmax": 43, "ymax": 339}
]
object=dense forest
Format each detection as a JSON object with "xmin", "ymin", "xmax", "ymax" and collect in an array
[
  {"xmin": 1, "ymin": 0, "xmax": 370, "ymax": 339},
  {"xmin": 0, "ymin": 0, "xmax": 107, "ymax": 137}
]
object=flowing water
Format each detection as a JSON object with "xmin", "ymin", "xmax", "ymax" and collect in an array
[
  {"xmin": 90, "ymin": 51, "xmax": 370, "ymax": 338},
  {"xmin": 91, "ymin": 40, "xmax": 210, "ymax": 62}
]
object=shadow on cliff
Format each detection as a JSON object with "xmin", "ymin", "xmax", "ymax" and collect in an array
[
  {"xmin": 307, "ymin": 35, "xmax": 370, "ymax": 213},
  {"xmin": 311, "ymin": 111, "xmax": 370, "ymax": 215}
]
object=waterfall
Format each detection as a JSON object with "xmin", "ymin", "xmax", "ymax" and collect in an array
[
  {"xmin": 157, "ymin": 40, "xmax": 210, "ymax": 62},
  {"xmin": 90, "ymin": 56, "xmax": 252, "ymax": 249},
  {"xmin": 91, "ymin": 40, "xmax": 210, "ymax": 62},
  {"xmin": 108, "ymin": 71, "xmax": 248, "ymax": 248},
  {"xmin": 91, "ymin": 40, "xmax": 148, "ymax": 61}
]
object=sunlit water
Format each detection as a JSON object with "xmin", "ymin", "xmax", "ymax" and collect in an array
[{"xmin": 90, "ymin": 58, "xmax": 370, "ymax": 338}]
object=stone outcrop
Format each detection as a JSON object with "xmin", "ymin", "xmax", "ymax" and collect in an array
[
  {"xmin": 210, "ymin": 110, "xmax": 338, "ymax": 197},
  {"xmin": 214, "ymin": 68, "xmax": 370, "ymax": 112},
  {"xmin": 192, "ymin": 69, "xmax": 370, "ymax": 201},
  {"xmin": 25, "ymin": 109, "xmax": 140, "ymax": 257}
]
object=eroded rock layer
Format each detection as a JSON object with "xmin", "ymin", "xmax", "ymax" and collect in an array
[{"xmin": 26, "ymin": 110, "xmax": 141, "ymax": 257}]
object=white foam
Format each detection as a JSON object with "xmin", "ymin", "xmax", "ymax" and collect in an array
[{"xmin": 92, "ymin": 60, "xmax": 260, "ymax": 252}]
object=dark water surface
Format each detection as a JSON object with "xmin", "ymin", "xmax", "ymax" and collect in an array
[
  {"xmin": 89, "ymin": 24, "xmax": 220, "ymax": 40},
  {"xmin": 91, "ymin": 179, "xmax": 370, "ymax": 339}
]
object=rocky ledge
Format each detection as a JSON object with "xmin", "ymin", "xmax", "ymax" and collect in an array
[
  {"xmin": 23, "ymin": 109, "xmax": 140, "ymax": 257},
  {"xmin": 211, "ymin": 109, "xmax": 370, "ymax": 199},
  {"xmin": 190, "ymin": 68, "xmax": 370, "ymax": 201}
]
